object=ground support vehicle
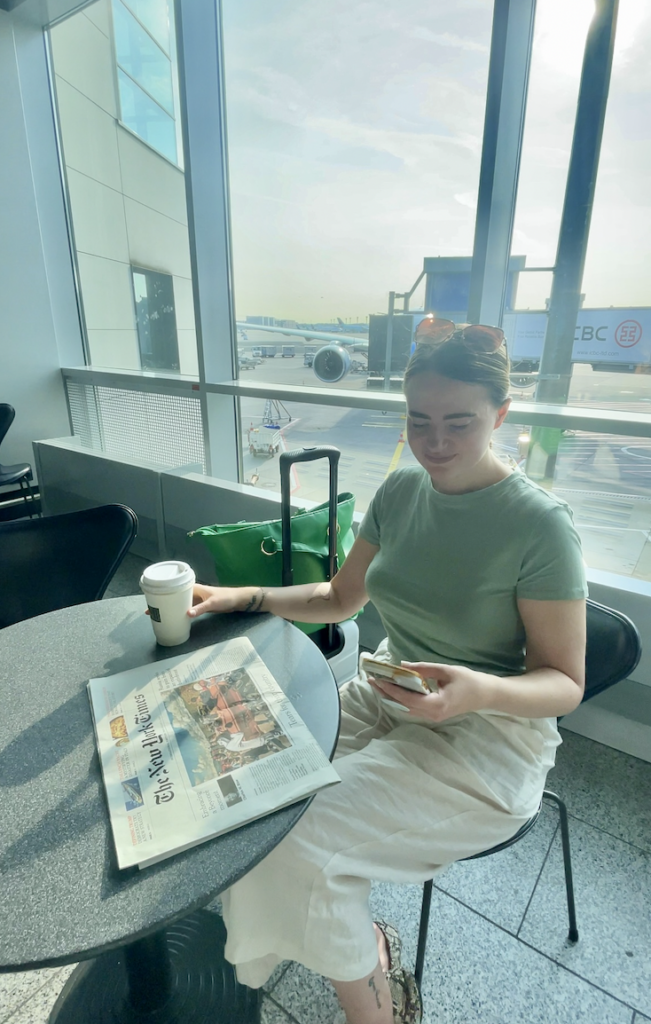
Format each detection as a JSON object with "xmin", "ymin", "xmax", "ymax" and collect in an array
[{"xmin": 248, "ymin": 427, "xmax": 281, "ymax": 457}]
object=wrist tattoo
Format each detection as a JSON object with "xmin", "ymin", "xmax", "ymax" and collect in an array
[{"xmin": 243, "ymin": 588, "xmax": 265, "ymax": 613}]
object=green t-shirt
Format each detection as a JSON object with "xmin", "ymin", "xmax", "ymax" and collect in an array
[{"xmin": 359, "ymin": 466, "xmax": 587, "ymax": 678}]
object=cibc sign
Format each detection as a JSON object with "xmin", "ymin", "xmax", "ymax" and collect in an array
[{"xmin": 504, "ymin": 308, "xmax": 651, "ymax": 366}]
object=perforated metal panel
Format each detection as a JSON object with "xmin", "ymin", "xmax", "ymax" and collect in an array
[
  {"xmin": 66, "ymin": 380, "xmax": 103, "ymax": 450},
  {"xmin": 66, "ymin": 380, "xmax": 206, "ymax": 472}
]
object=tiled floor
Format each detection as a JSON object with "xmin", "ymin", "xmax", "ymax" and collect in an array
[
  {"xmin": 2, "ymin": 555, "xmax": 649, "ymax": 1023},
  {"xmin": 102, "ymin": 551, "xmax": 150, "ymax": 599}
]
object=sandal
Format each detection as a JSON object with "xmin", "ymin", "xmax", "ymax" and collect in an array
[
  {"xmin": 374, "ymin": 920, "xmax": 422, "ymax": 1024},
  {"xmin": 387, "ymin": 967, "xmax": 423, "ymax": 1024},
  {"xmin": 374, "ymin": 919, "xmax": 402, "ymax": 973}
]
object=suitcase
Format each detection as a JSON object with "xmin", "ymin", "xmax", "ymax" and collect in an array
[{"xmin": 279, "ymin": 445, "xmax": 359, "ymax": 688}]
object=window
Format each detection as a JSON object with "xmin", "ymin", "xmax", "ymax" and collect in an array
[
  {"xmin": 112, "ymin": 0, "xmax": 181, "ymax": 164},
  {"xmin": 49, "ymin": 0, "xmax": 198, "ymax": 374},
  {"xmin": 222, "ymin": 0, "xmax": 494, "ymax": 392},
  {"xmin": 49, "ymin": 0, "xmax": 651, "ymax": 581},
  {"xmin": 511, "ymin": 0, "xmax": 651, "ymax": 413},
  {"xmin": 132, "ymin": 268, "xmax": 180, "ymax": 371}
]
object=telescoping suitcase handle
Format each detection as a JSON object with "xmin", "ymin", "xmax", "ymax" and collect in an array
[{"xmin": 279, "ymin": 445, "xmax": 341, "ymax": 590}]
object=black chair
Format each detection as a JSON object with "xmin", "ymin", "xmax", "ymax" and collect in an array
[
  {"xmin": 414, "ymin": 599, "xmax": 642, "ymax": 988},
  {"xmin": 0, "ymin": 504, "xmax": 138, "ymax": 630},
  {"xmin": 0, "ymin": 404, "xmax": 38, "ymax": 517}
]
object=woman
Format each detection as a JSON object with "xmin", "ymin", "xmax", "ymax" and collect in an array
[{"xmin": 187, "ymin": 318, "xmax": 587, "ymax": 1024}]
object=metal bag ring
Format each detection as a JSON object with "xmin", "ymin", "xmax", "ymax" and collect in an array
[
  {"xmin": 261, "ymin": 538, "xmax": 277, "ymax": 556},
  {"xmin": 326, "ymin": 524, "xmax": 341, "ymax": 536}
]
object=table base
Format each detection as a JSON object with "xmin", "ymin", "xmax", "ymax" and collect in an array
[{"xmin": 49, "ymin": 910, "xmax": 261, "ymax": 1024}]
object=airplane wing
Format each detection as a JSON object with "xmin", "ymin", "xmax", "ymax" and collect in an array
[{"xmin": 235, "ymin": 322, "xmax": 367, "ymax": 349}]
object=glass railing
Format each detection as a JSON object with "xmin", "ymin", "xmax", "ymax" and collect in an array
[{"xmin": 61, "ymin": 366, "xmax": 651, "ymax": 582}]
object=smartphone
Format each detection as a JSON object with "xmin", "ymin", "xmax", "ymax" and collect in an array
[{"xmin": 362, "ymin": 658, "xmax": 433, "ymax": 695}]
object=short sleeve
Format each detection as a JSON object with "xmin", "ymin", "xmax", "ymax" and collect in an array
[
  {"xmin": 358, "ymin": 485, "xmax": 384, "ymax": 547},
  {"xmin": 517, "ymin": 504, "xmax": 588, "ymax": 601}
]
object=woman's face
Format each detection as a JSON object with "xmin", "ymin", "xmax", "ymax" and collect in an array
[{"xmin": 405, "ymin": 372, "xmax": 510, "ymax": 492}]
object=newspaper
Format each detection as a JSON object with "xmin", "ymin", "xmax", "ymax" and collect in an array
[{"xmin": 88, "ymin": 636, "xmax": 340, "ymax": 869}]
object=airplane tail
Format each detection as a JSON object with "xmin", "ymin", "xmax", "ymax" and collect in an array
[{"xmin": 337, "ymin": 317, "xmax": 345, "ymax": 326}]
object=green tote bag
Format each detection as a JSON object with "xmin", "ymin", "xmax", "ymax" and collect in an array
[{"xmin": 188, "ymin": 492, "xmax": 356, "ymax": 635}]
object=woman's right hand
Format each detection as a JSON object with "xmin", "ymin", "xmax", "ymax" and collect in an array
[
  {"xmin": 187, "ymin": 534, "xmax": 379, "ymax": 624},
  {"xmin": 188, "ymin": 584, "xmax": 248, "ymax": 618}
]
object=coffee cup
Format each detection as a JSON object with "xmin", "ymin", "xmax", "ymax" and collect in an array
[{"xmin": 140, "ymin": 561, "xmax": 196, "ymax": 646}]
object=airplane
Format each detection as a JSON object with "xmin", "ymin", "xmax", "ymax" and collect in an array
[
  {"xmin": 294, "ymin": 318, "xmax": 368, "ymax": 334},
  {"xmin": 336, "ymin": 318, "xmax": 368, "ymax": 334},
  {"xmin": 235, "ymin": 321, "xmax": 368, "ymax": 383}
]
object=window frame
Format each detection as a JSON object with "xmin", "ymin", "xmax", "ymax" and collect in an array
[
  {"xmin": 110, "ymin": 0, "xmax": 184, "ymax": 168},
  {"xmin": 131, "ymin": 265, "xmax": 181, "ymax": 373}
]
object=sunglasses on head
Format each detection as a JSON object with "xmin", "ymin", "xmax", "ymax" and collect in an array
[{"xmin": 414, "ymin": 317, "xmax": 504, "ymax": 352}]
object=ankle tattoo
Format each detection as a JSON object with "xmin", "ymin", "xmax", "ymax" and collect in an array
[{"xmin": 368, "ymin": 975, "xmax": 382, "ymax": 1010}]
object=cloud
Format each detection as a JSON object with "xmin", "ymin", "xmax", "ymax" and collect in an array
[
  {"xmin": 228, "ymin": 67, "xmax": 308, "ymax": 127},
  {"xmin": 223, "ymin": 0, "xmax": 651, "ymax": 314},
  {"xmin": 305, "ymin": 115, "xmax": 478, "ymax": 167},
  {"xmin": 454, "ymin": 191, "xmax": 478, "ymax": 209},
  {"xmin": 231, "ymin": 190, "xmax": 298, "ymax": 207},
  {"xmin": 409, "ymin": 27, "xmax": 489, "ymax": 52}
]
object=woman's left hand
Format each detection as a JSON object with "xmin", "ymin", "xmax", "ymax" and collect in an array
[{"xmin": 367, "ymin": 662, "xmax": 496, "ymax": 723}]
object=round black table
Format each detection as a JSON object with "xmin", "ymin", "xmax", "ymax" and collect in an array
[{"xmin": 0, "ymin": 596, "xmax": 341, "ymax": 1023}]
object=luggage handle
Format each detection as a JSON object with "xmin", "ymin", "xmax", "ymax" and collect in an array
[
  {"xmin": 279, "ymin": 447, "xmax": 341, "ymax": 650},
  {"xmin": 279, "ymin": 446, "xmax": 340, "ymax": 587}
]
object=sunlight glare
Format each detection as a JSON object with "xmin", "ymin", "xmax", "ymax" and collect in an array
[
  {"xmin": 613, "ymin": 0, "xmax": 651, "ymax": 60},
  {"xmin": 536, "ymin": 0, "xmax": 595, "ymax": 77}
]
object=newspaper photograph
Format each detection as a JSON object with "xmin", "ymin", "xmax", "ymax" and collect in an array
[{"xmin": 88, "ymin": 636, "xmax": 340, "ymax": 869}]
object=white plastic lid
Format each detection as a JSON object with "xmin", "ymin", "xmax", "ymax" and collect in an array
[{"xmin": 140, "ymin": 561, "xmax": 195, "ymax": 594}]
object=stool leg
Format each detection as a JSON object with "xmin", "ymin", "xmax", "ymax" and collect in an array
[
  {"xmin": 543, "ymin": 790, "xmax": 579, "ymax": 943},
  {"xmin": 19, "ymin": 477, "xmax": 36, "ymax": 518},
  {"xmin": 414, "ymin": 880, "xmax": 433, "ymax": 990}
]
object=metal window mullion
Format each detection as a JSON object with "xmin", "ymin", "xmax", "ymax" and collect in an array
[
  {"xmin": 174, "ymin": 0, "xmax": 239, "ymax": 481},
  {"xmin": 66, "ymin": 379, "xmax": 105, "ymax": 450},
  {"xmin": 116, "ymin": 63, "xmax": 175, "ymax": 119},
  {"xmin": 536, "ymin": 0, "xmax": 620, "ymax": 406},
  {"xmin": 107, "ymin": 0, "xmax": 125, "ymax": 135},
  {"xmin": 168, "ymin": 0, "xmax": 185, "ymax": 171},
  {"xmin": 467, "ymin": 0, "xmax": 537, "ymax": 328},
  {"xmin": 44, "ymin": 31, "xmax": 91, "ymax": 367},
  {"xmin": 117, "ymin": 0, "xmax": 172, "ymax": 57},
  {"xmin": 61, "ymin": 366, "xmax": 199, "ymax": 399},
  {"xmin": 61, "ymin": 366, "xmax": 651, "ymax": 439},
  {"xmin": 91, "ymin": 383, "xmax": 106, "ymax": 451},
  {"xmin": 203, "ymin": 379, "xmax": 651, "ymax": 439}
]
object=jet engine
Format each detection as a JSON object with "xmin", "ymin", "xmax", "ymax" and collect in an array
[{"xmin": 312, "ymin": 344, "xmax": 351, "ymax": 383}]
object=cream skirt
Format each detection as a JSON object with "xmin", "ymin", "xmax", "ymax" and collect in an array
[{"xmin": 221, "ymin": 662, "xmax": 559, "ymax": 987}]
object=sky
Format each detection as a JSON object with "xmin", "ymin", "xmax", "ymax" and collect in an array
[{"xmin": 221, "ymin": 0, "xmax": 651, "ymax": 322}]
